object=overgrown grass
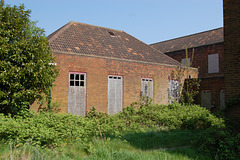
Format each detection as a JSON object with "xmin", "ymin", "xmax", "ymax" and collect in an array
[
  {"xmin": 0, "ymin": 130, "xmax": 212, "ymax": 160},
  {"xmin": 0, "ymin": 103, "xmax": 228, "ymax": 159},
  {"xmin": 84, "ymin": 130, "xmax": 212, "ymax": 160},
  {"xmin": 84, "ymin": 139, "xmax": 211, "ymax": 160},
  {"xmin": 122, "ymin": 130, "xmax": 201, "ymax": 150},
  {"xmin": 0, "ymin": 141, "xmax": 50, "ymax": 160}
]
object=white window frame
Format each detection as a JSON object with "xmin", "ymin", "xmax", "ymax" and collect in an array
[{"xmin": 69, "ymin": 72, "xmax": 86, "ymax": 87}]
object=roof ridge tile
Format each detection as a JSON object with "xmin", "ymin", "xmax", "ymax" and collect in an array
[{"xmin": 70, "ymin": 21, "xmax": 124, "ymax": 33}]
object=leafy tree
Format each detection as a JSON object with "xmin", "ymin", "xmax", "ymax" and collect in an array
[{"xmin": 0, "ymin": 1, "xmax": 59, "ymax": 114}]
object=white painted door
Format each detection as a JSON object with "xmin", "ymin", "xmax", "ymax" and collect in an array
[
  {"xmin": 68, "ymin": 73, "xmax": 86, "ymax": 116},
  {"xmin": 108, "ymin": 75, "xmax": 123, "ymax": 115}
]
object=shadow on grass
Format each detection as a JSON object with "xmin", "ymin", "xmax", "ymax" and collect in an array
[
  {"xmin": 122, "ymin": 130, "xmax": 200, "ymax": 149},
  {"xmin": 108, "ymin": 129, "xmax": 212, "ymax": 160}
]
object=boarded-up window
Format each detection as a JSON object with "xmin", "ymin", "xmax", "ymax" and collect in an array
[
  {"xmin": 108, "ymin": 75, "xmax": 123, "ymax": 115},
  {"xmin": 208, "ymin": 54, "xmax": 219, "ymax": 73},
  {"xmin": 141, "ymin": 78, "xmax": 154, "ymax": 100},
  {"xmin": 181, "ymin": 58, "xmax": 190, "ymax": 66},
  {"xmin": 68, "ymin": 72, "xmax": 86, "ymax": 116},
  {"xmin": 168, "ymin": 80, "xmax": 179, "ymax": 103},
  {"xmin": 201, "ymin": 90, "xmax": 211, "ymax": 109},
  {"xmin": 220, "ymin": 90, "xmax": 225, "ymax": 110}
]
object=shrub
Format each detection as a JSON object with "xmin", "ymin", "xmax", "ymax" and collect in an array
[
  {"xmin": 0, "ymin": 103, "xmax": 225, "ymax": 150},
  {"xmin": 226, "ymin": 94, "xmax": 240, "ymax": 109},
  {"xmin": 116, "ymin": 103, "xmax": 224, "ymax": 130},
  {"xmin": 198, "ymin": 129, "xmax": 240, "ymax": 160},
  {"xmin": 0, "ymin": 111, "xmax": 93, "ymax": 149}
]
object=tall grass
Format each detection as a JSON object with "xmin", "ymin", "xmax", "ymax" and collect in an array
[
  {"xmin": 0, "ymin": 142, "xmax": 47, "ymax": 160},
  {"xmin": 0, "ymin": 130, "xmax": 212, "ymax": 160}
]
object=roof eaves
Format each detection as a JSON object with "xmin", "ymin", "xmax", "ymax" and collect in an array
[
  {"xmin": 52, "ymin": 50, "xmax": 183, "ymax": 68},
  {"xmin": 164, "ymin": 41, "xmax": 224, "ymax": 54}
]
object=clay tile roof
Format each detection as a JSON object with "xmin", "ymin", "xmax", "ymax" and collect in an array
[
  {"xmin": 48, "ymin": 21, "xmax": 181, "ymax": 66},
  {"xmin": 150, "ymin": 27, "xmax": 223, "ymax": 53}
]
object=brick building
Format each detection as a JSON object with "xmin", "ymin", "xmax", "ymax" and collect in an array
[
  {"xmin": 40, "ymin": 21, "xmax": 196, "ymax": 116},
  {"xmin": 224, "ymin": 0, "xmax": 240, "ymax": 101},
  {"xmin": 150, "ymin": 28, "xmax": 225, "ymax": 110}
]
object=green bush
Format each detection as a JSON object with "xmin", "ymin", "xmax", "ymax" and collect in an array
[
  {"xmin": 116, "ymin": 103, "xmax": 225, "ymax": 130},
  {"xmin": 0, "ymin": 103, "xmax": 225, "ymax": 150},
  {"xmin": 0, "ymin": 111, "xmax": 93, "ymax": 149},
  {"xmin": 198, "ymin": 129, "xmax": 240, "ymax": 160},
  {"xmin": 226, "ymin": 94, "xmax": 240, "ymax": 109}
]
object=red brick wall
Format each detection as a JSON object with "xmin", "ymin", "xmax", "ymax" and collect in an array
[
  {"xmin": 165, "ymin": 43, "xmax": 224, "ymax": 109},
  {"xmin": 199, "ymin": 77, "xmax": 225, "ymax": 110},
  {"xmin": 224, "ymin": 0, "xmax": 240, "ymax": 100},
  {"xmin": 165, "ymin": 43, "xmax": 224, "ymax": 79},
  {"xmin": 48, "ymin": 52, "xmax": 196, "ymax": 113}
]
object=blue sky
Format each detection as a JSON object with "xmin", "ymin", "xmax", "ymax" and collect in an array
[{"xmin": 5, "ymin": 0, "xmax": 223, "ymax": 44}]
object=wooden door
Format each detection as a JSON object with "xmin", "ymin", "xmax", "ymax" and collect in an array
[
  {"xmin": 68, "ymin": 73, "xmax": 86, "ymax": 116},
  {"xmin": 108, "ymin": 75, "xmax": 123, "ymax": 114}
]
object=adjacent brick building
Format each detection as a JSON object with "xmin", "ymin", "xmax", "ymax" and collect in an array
[
  {"xmin": 150, "ymin": 28, "xmax": 225, "ymax": 110},
  {"xmin": 36, "ymin": 21, "xmax": 197, "ymax": 115},
  {"xmin": 224, "ymin": 0, "xmax": 240, "ymax": 101}
]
